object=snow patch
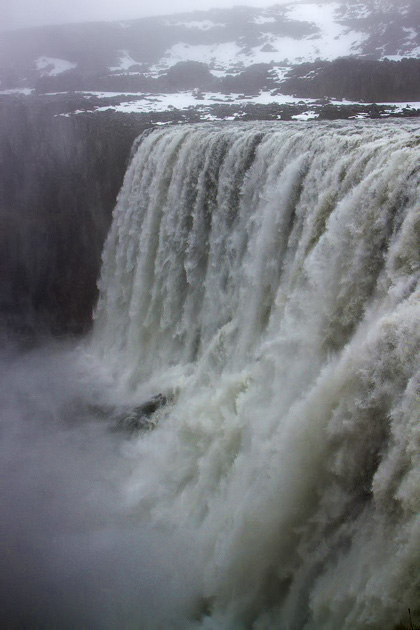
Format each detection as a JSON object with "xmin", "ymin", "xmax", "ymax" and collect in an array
[
  {"xmin": 0, "ymin": 88, "xmax": 35, "ymax": 95},
  {"xmin": 382, "ymin": 102, "xmax": 420, "ymax": 113},
  {"xmin": 269, "ymin": 66, "xmax": 290, "ymax": 82},
  {"xmin": 403, "ymin": 27, "xmax": 417, "ymax": 41},
  {"xmin": 72, "ymin": 90, "xmax": 315, "ymax": 116},
  {"xmin": 383, "ymin": 48, "xmax": 420, "ymax": 61},
  {"xmin": 164, "ymin": 20, "xmax": 225, "ymax": 30},
  {"xmin": 292, "ymin": 110, "xmax": 318, "ymax": 120},
  {"xmin": 284, "ymin": 2, "xmax": 367, "ymax": 60},
  {"xmin": 79, "ymin": 90, "xmax": 147, "ymax": 98},
  {"xmin": 210, "ymin": 68, "xmax": 236, "ymax": 78},
  {"xmin": 338, "ymin": 3, "xmax": 372, "ymax": 20},
  {"xmin": 35, "ymin": 57, "xmax": 77, "ymax": 76},
  {"xmin": 253, "ymin": 16, "xmax": 276, "ymax": 25},
  {"xmin": 150, "ymin": 42, "xmax": 244, "ymax": 74},
  {"xmin": 110, "ymin": 50, "xmax": 142, "ymax": 72},
  {"xmin": 60, "ymin": 89, "xmax": 420, "ymax": 117},
  {"xmin": 56, "ymin": 89, "xmax": 420, "ymax": 120}
]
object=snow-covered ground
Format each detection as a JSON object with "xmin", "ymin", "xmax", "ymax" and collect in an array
[
  {"xmin": 147, "ymin": 42, "xmax": 244, "ymax": 77},
  {"xmin": 284, "ymin": 1, "xmax": 367, "ymax": 59},
  {"xmin": 103, "ymin": 1, "xmax": 419, "ymax": 77},
  {"xmin": 90, "ymin": 90, "xmax": 314, "ymax": 114},
  {"xmin": 2, "ymin": 84, "xmax": 419, "ymax": 119},
  {"xmin": 147, "ymin": 6, "xmax": 369, "ymax": 75},
  {"xmin": 140, "ymin": 0, "xmax": 413, "ymax": 77},
  {"xmin": 2, "ymin": 83, "xmax": 419, "ymax": 122},
  {"xmin": 36, "ymin": 88, "xmax": 417, "ymax": 121}
]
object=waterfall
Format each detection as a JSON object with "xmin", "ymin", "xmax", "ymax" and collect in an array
[{"xmin": 92, "ymin": 121, "xmax": 420, "ymax": 629}]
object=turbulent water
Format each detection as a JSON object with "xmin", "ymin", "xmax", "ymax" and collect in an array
[{"xmin": 3, "ymin": 121, "xmax": 420, "ymax": 629}]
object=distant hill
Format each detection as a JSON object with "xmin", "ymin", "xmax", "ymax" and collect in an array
[{"xmin": 1, "ymin": 0, "xmax": 419, "ymax": 101}]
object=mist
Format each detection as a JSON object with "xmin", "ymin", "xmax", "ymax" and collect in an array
[
  {"xmin": 0, "ymin": 341, "xmax": 202, "ymax": 628},
  {"xmin": 4, "ymin": 0, "xmax": 292, "ymax": 31}
]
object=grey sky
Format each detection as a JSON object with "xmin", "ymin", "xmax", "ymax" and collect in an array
[{"xmin": 2, "ymin": 0, "xmax": 294, "ymax": 31}]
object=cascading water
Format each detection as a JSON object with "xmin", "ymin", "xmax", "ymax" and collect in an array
[
  {"xmin": 91, "ymin": 121, "xmax": 420, "ymax": 629},
  {"xmin": 2, "ymin": 121, "xmax": 420, "ymax": 630}
]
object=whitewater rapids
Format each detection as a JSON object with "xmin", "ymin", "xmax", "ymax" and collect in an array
[{"xmin": 3, "ymin": 121, "xmax": 420, "ymax": 629}]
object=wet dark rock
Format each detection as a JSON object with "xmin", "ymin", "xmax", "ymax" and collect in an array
[
  {"xmin": 220, "ymin": 63, "xmax": 275, "ymax": 95},
  {"xmin": 161, "ymin": 61, "xmax": 217, "ymax": 91},
  {"xmin": 112, "ymin": 394, "xmax": 167, "ymax": 434},
  {"xmin": 0, "ymin": 96, "xmax": 151, "ymax": 335},
  {"xmin": 280, "ymin": 58, "xmax": 420, "ymax": 103},
  {"xmin": 369, "ymin": 103, "xmax": 381, "ymax": 119}
]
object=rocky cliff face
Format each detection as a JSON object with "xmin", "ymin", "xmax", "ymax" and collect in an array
[
  {"xmin": 0, "ymin": 98, "xmax": 149, "ymax": 334},
  {"xmin": 281, "ymin": 58, "xmax": 420, "ymax": 102}
]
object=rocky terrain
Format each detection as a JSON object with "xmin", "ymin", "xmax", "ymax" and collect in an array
[{"xmin": 1, "ymin": 1, "xmax": 420, "ymax": 107}]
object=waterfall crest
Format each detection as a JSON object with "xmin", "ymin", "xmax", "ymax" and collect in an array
[{"xmin": 93, "ymin": 122, "xmax": 420, "ymax": 629}]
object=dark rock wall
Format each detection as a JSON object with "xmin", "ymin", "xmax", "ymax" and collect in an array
[
  {"xmin": 32, "ymin": 58, "xmax": 420, "ymax": 101},
  {"xmin": 0, "ymin": 97, "xmax": 149, "ymax": 334},
  {"xmin": 282, "ymin": 59, "xmax": 420, "ymax": 103}
]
